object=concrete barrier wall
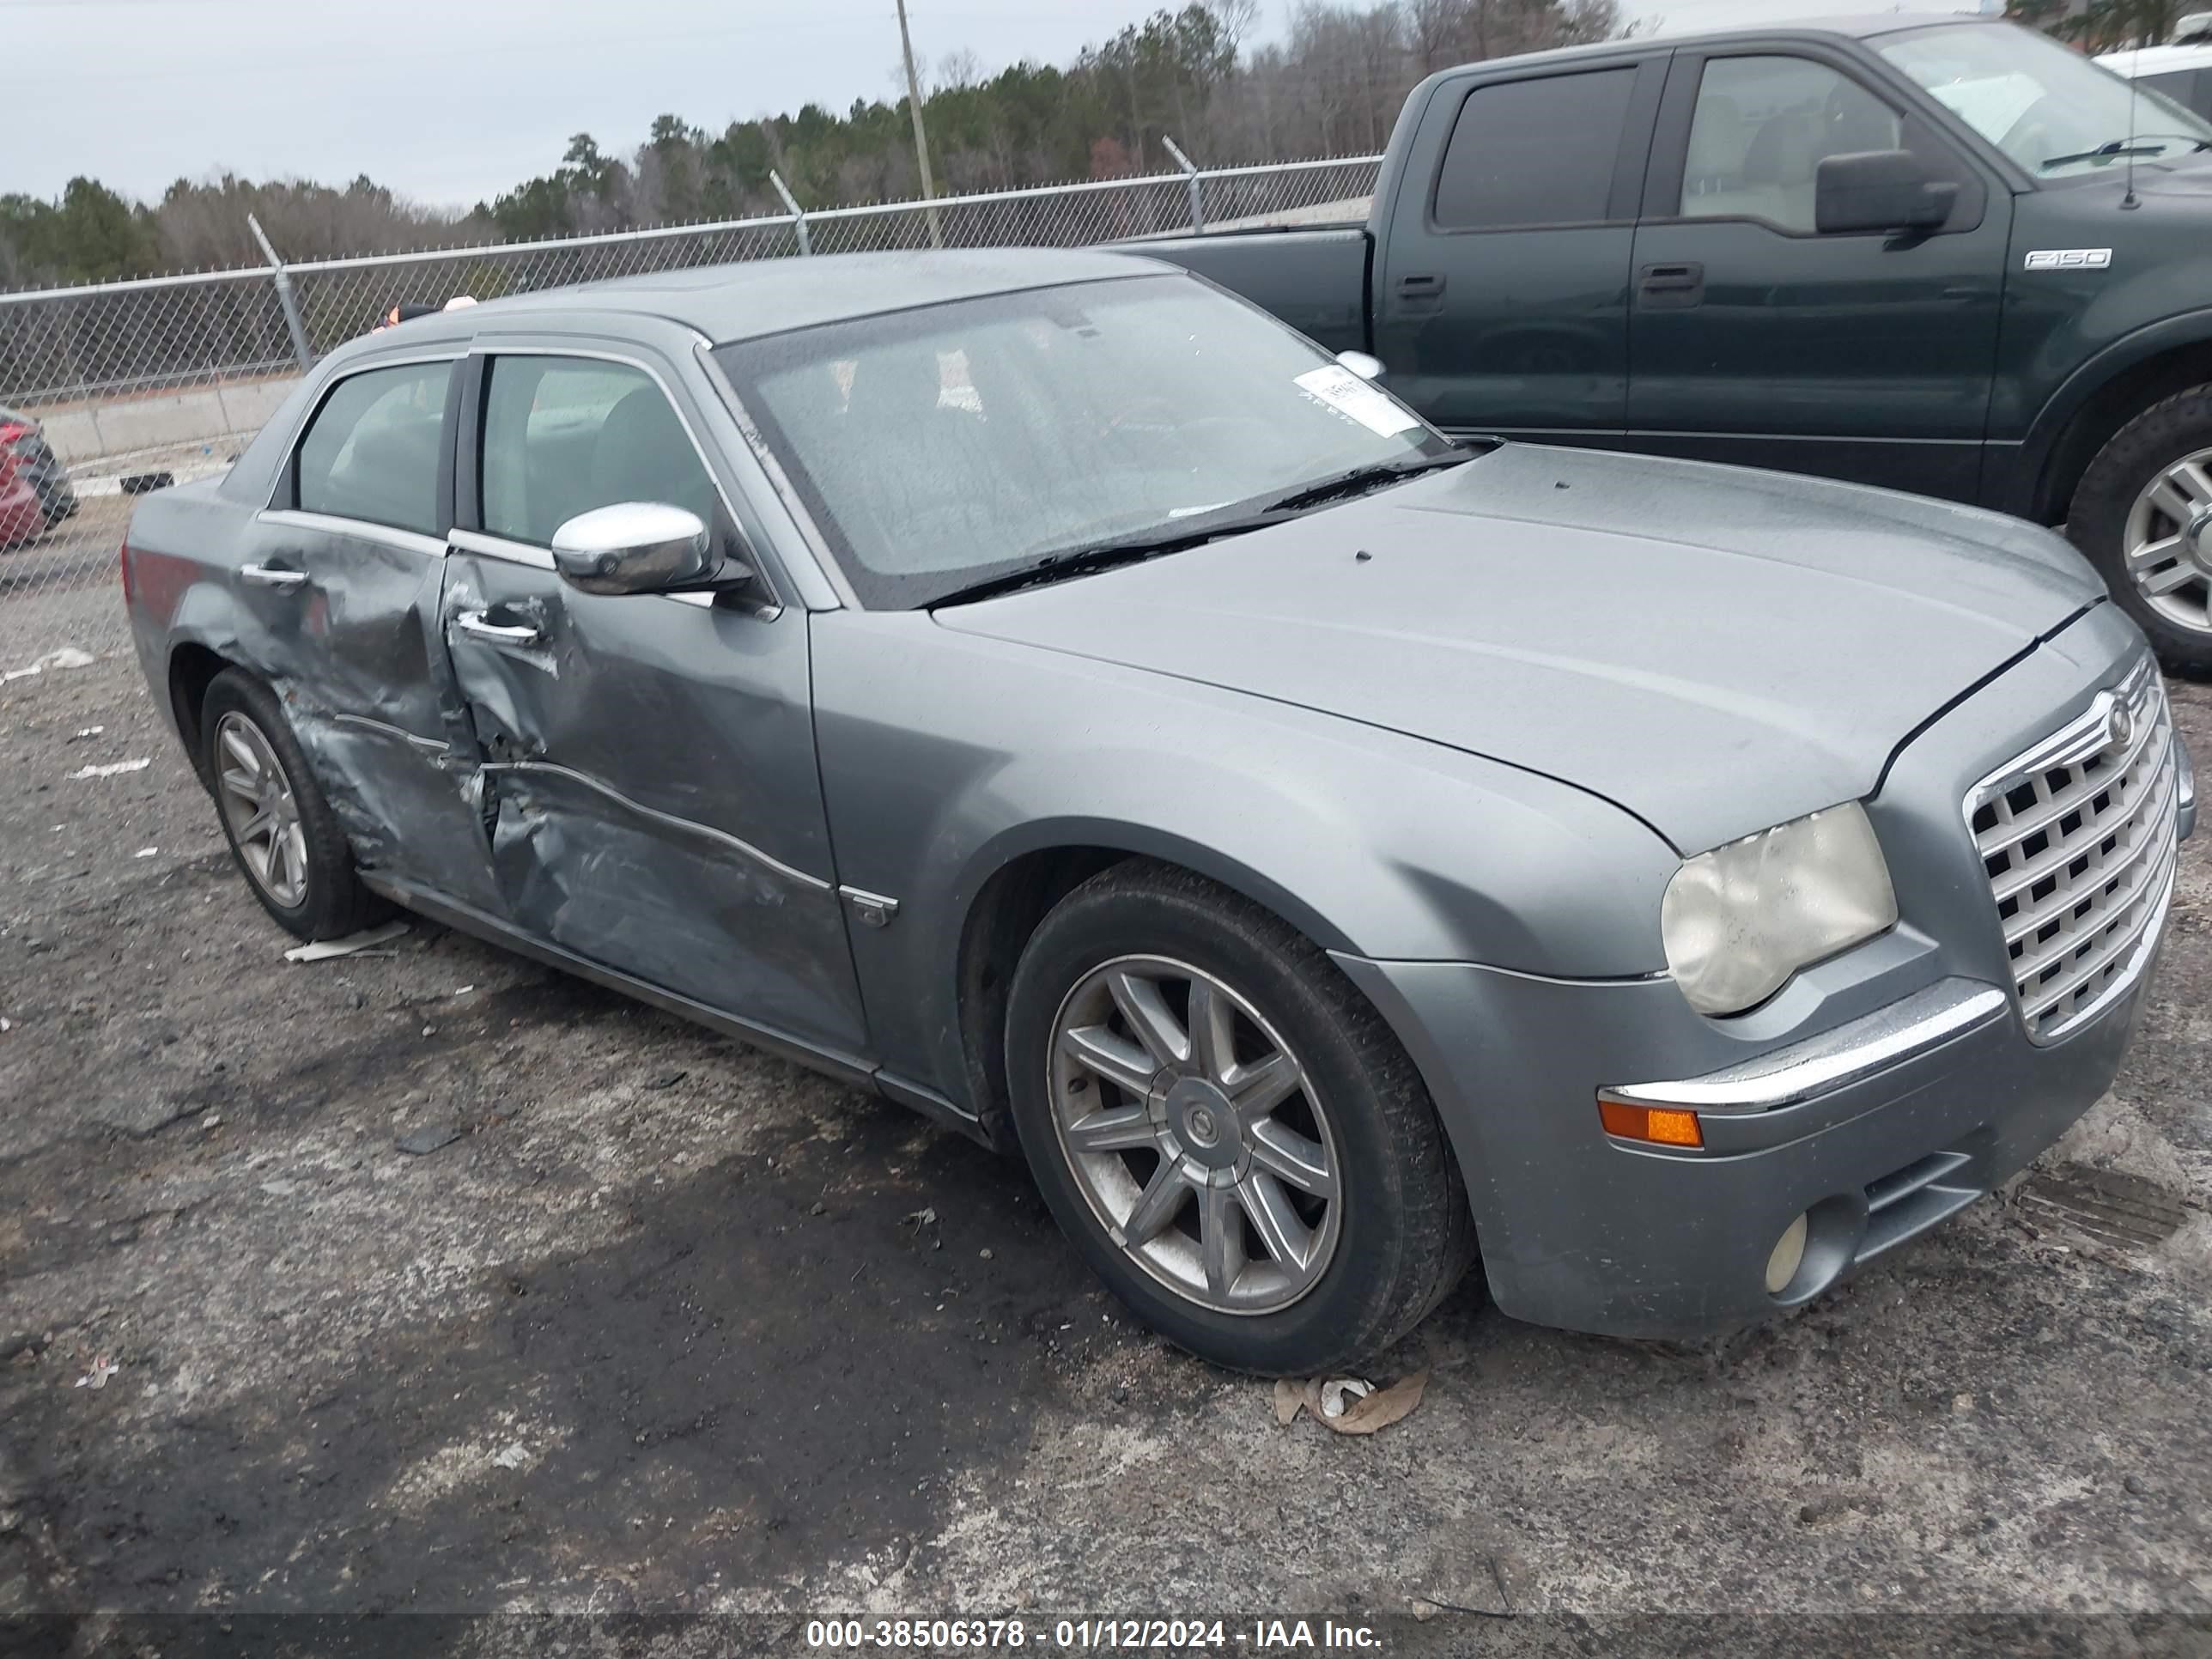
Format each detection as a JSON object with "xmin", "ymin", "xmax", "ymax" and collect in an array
[{"xmin": 32, "ymin": 374, "xmax": 302, "ymax": 466}]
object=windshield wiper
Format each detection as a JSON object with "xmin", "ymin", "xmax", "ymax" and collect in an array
[
  {"xmin": 926, "ymin": 516, "xmax": 1286, "ymax": 608},
  {"xmin": 2041, "ymin": 135, "xmax": 2212, "ymax": 169},
  {"xmin": 1259, "ymin": 448, "xmax": 1477, "ymax": 514}
]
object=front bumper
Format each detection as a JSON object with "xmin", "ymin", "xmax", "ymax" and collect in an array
[{"xmin": 1342, "ymin": 917, "xmax": 2160, "ymax": 1338}]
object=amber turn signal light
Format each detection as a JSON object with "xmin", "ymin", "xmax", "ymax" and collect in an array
[{"xmin": 1597, "ymin": 1097, "xmax": 1705, "ymax": 1149}]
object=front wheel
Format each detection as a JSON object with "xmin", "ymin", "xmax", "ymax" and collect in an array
[
  {"xmin": 2069, "ymin": 385, "xmax": 2212, "ymax": 675},
  {"xmin": 1004, "ymin": 861, "xmax": 1474, "ymax": 1376}
]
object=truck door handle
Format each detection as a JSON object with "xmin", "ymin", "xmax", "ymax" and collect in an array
[
  {"xmin": 1636, "ymin": 261, "xmax": 1705, "ymax": 308},
  {"xmin": 1395, "ymin": 273, "xmax": 1446, "ymax": 307},
  {"xmin": 453, "ymin": 610, "xmax": 544, "ymax": 648},
  {"xmin": 240, "ymin": 562, "xmax": 308, "ymax": 591}
]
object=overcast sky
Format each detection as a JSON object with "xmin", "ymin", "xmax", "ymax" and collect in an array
[{"xmin": 5, "ymin": 0, "xmax": 1983, "ymax": 210}]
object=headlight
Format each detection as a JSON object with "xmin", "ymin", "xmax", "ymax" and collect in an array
[{"xmin": 1660, "ymin": 802, "xmax": 1898, "ymax": 1016}]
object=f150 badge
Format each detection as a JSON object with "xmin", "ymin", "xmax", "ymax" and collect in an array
[{"xmin": 2025, "ymin": 249, "xmax": 2113, "ymax": 270}]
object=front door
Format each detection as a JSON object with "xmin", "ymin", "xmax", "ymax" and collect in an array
[
  {"xmin": 1373, "ymin": 52, "xmax": 1666, "ymax": 441},
  {"xmin": 437, "ymin": 346, "xmax": 868, "ymax": 1058},
  {"xmin": 236, "ymin": 353, "xmax": 505, "ymax": 912},
  {"xmin": 1625, "ymin": 46, "xmax": 2011, "ymax": 501}
]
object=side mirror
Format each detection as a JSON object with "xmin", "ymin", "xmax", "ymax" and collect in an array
[
  {"xmin": 1336, "ymin": 349, "xmax": 1385, "ymax": 381},
  {"xmin": 550, "ymin": 501, "xmax": 716, "ymax": 596},
  {"xmin": 1814, "ymin": 149, "xmax": 1957, "ymax": 235}
]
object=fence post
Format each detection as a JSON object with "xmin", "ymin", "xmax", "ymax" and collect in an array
[
  {"xmin": 769, "ymin": 172, "xmax": 811, "ymax": 257},
  {"xmin": 1162, "ymin": 137, "xmax": 1205, "ymax": 232},
  {"xmin": 247, "ymin": 214, "xmax": 313, "ymax": 372}
]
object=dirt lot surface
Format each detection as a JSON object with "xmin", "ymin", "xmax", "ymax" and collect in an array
[{"xmin": 3, "ymin": 652, "xmax": 2209, "ymax": 1657}]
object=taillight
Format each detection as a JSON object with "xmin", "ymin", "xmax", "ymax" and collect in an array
[{"xmin": 0, "ymin": 422, "xmax": 28, "ymax": 452}]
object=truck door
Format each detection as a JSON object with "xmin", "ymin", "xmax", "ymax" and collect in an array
[
  {"xmin": 1373, "ymin": 52, "xmax": 1667, "ymax": 443},
  {"xmin": 1625, "ymin": 45, "xmax": 2011, "ymax": 501}
]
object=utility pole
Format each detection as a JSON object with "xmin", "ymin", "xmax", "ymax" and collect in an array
[{"xmin": 896, "ymin": 0, "xmax": 945, "ymax": 248}]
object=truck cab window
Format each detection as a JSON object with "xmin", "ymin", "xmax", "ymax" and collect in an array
[
  {"xmin": 1431, "ymin": 68, "xmax": 1638, "ymax": 230},
  {"xmin": 1679, "ymin": 56, "xmax": 1902, "ymax": 233}
]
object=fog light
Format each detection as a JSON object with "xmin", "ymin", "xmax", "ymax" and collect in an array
[{"xmin": 1765, "ymin": 1212, "xmax": 1809, "ymax": 1296}]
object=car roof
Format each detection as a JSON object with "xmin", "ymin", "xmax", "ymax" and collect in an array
[
  {"xmin": 1420, "ymin": 10, "xmax": 1998, "ymax": 72},
  {"xmin": 458, "ymin": 247, "xmax": 1165, "ymax": 346},
  {"xmin": 2098, "ymin": 40, "xmax": 2212, "ymax": 71}
]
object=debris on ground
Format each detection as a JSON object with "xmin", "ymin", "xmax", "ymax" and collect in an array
[
  {"xmin": 1273, "ymin": 1370, "xmax": 1430, "ymax": 1435},
  {"xmin": 68, "ymin": 726, "xmax": 106, "ymax": 742},
  {"xmin": 73, "ymin": 1357, "xmax": 118, "ymax": 1391},
  {"xmin": 133, "ymin": 847, "xmax": 158, "ymax": 859},
  {"xmin": 120, "ymin": 472, "xmax": 174, "ymax": 495},
  {"xmin": 0, "ymin": 1018, "xmax": 11, "ymax": 1033},
  {"xmin": 395, "ymin": 1125, "xmax": 462, "ymax": 1157},
  {"xmin": 645, "ymin": 1070, "xmax": 688, "ymax": 1090},
  {"xmin": 6, "ymin": 647, "xmax": 100, "ymax": 684},
  {"xmin": 66, "ymin": 758, "xmax": 151, "ymax": 781},
  {"xmin": 283, "ymin": 921, "xmax": 410, "ymax": 963}
]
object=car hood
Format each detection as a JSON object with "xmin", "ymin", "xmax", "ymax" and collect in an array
[{"xmin": 933, "ymin": 444, "xmax": 2106, "ymax": 853}]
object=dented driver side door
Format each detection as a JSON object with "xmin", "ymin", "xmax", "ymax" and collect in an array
[{"xmin": 435, "ymin": 344, "xmax": 869, "ymax": 1059}]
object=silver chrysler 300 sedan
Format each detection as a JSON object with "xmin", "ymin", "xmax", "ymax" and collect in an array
[{"xmin": 122, "ymin": 251, "xmax": 2197, "ymax": 1375}]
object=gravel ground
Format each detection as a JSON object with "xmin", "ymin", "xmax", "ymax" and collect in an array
[{"xmin": 1, "ymin": 650, "xmax": 2209, "ymax": 1657}]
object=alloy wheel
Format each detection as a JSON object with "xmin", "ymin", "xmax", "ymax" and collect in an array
[
  {"xmin": 1046, "ymin": 954, "xmax": 1341, "ymax": 1316},
  {"xmin": 2123, "ymin": 445, "xmax": 2212, "ymax": 635},
  {"xmin": 213, "ymin": 711, "xmax": 309, "ymax": 908}
]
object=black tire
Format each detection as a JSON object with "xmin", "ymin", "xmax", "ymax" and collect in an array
[
  {"xmin": 1004, "ymin": 860, "xmax": 1476, "ymax": 1376},
  {"xmin": 2068, "ymin": 383, "xmax": 2212, "ymax": 676},
  {"xmin": 200, "ymin": 669, "xmax": 390, "ymax": 941}
]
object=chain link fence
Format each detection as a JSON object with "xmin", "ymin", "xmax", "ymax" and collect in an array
[{"xmin": 0, "ymin": 155, "xmax": 1379, "ymax": 670}]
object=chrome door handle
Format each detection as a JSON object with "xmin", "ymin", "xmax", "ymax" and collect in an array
[
  {"xmin": 453, "ymin": 610, "xmax": 544, "ymax": 648},
  {"xmin": 240, "ymin": 562, "xmax": 308, "ymax": 591}
]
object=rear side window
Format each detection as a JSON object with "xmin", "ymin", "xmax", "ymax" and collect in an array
[
  {"xmin": 2138, "ymin": 68, "xmax": 2210, "ymax": 118},
  {"xmin": 1432, "ymin": 69, "xmax": 1638, "ymax": 230},
  {"xmin": 295, "ymin": 362, "xmax": 452, "ymax": 537},
  {"xmin": 479, "ymin": 356, "xmax": 720, "ymax": 546}
]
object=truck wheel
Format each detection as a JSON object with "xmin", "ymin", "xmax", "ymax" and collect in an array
[
  {"xmin": 2069, "ymin": 385, "xmax": 2212, "ymax": 675},
  {"xmin": 1003, "ymin": 860, "xmax": 1476, "ymax": 1376},
  {"xmin": 201, "ymin": 669, "xmax": 390, "ymax": 941}
]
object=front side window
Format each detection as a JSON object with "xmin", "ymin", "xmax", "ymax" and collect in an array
[
  {"xmin": 1880, "ymin": 23, "xmax": 2212, "ymax": 179},
  {"xmin": 295, "ymin": 361, "xmax": 451, "ymax": 537},
  {"xmin": 714, "ymin": 274, "xmax": 1455, "ymax": 609},
  {"xmin": 479, "ymin": 356, "xmax": 720, "ymax": 546},
  {"xmin": 1433, "ymin": 68, "xmax": 1638, "ymax": 229},
  {"xmin": 1679, "ymin": 56, "xmax": 1903, "ymax": 232}
]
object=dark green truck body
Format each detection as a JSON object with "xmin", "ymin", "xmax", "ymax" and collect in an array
[{"xmin": 1146, "ymin": 15, "xmax": 2212, "ymax": 667}]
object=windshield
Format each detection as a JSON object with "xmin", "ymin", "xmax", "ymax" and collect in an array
[
  {"xmin": 1879, "ymin": 23, "xmax": 2212, "ymax": 179},
  {"xmin": 713, "ymin": 274, "xmax": 1454, "ymax": 608}
]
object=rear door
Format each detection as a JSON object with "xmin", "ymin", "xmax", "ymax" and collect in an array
[
  {"xmin": 436, "ymin": 337, "xmax": 869, "ymax": 1058},
  {"xmin": 1373, "ymin": 50, "xmax": 1668, "ymax": 441},
  {"xmin": 234, "ymin": 352, "xmax": 505, "ymax": 910},
  {"xmin": 1624, "ymin": 43, "xmax": 2011, "ymax": 501}
]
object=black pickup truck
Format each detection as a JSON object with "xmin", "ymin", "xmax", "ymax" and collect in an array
[{"xmin": 1148, "ymin": 15, "xmax": 2212, "ymax": 669}]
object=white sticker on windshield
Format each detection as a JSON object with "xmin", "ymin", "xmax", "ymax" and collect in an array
[{"xmin": 1294, "ymin": 365, "xmax": 1422, "ymax": 438}]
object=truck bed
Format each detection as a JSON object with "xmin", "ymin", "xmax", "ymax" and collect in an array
[{"xmin": 1136, "ymin": 226, "xmax": 1371, "ymax": 356}]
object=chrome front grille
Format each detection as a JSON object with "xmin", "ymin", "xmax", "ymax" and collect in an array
[{"xmin": 1967, "ymin": 659, "xmax": 2180, "ymax": 1044}]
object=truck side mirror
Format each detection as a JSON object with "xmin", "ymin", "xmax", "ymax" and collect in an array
[{"xmin": 1814, "ymin": 150, "xmax": 1957, "ymax": 236}]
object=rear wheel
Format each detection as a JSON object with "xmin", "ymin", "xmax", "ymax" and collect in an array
[
  {"xmin": 201, "ymin": 669, "xmax": 389, "ymax": 940},
  {"xmin": 1004, "ymin": 860, "xmax": 1474, "ymax": 1376},
  {"xmin": 2069, "ymin": 385, "xmax": 2212, "ymax": 675}
]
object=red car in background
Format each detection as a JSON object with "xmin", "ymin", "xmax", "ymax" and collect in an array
[{"xmin": 0, "ymin": 404, "xmax": 80, "ymax": 548}]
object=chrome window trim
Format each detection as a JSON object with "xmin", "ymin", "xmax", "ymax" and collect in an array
[
  {"xmin": 1601, "ymin": 979, "xmax": 2010, "ymax": 1113},
  {"xmin": 256, "ymin": 508, "xmax": 448, "ymax": 560},
  {"xmin": 262, "ymin": 351, "xmax": 466, "ymax": 518},
  {"xmin": 447, "ymin": 526, "xmax": 555, "ymax": 571},
  {"xmin": 466, "ymin": 340, "xmax": 785, "ymax": 611}
]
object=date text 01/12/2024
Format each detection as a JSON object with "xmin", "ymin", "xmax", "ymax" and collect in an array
[{"xmin": 803, "ymin": 1617, "xmax": 1384, "ymax": 1650}]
